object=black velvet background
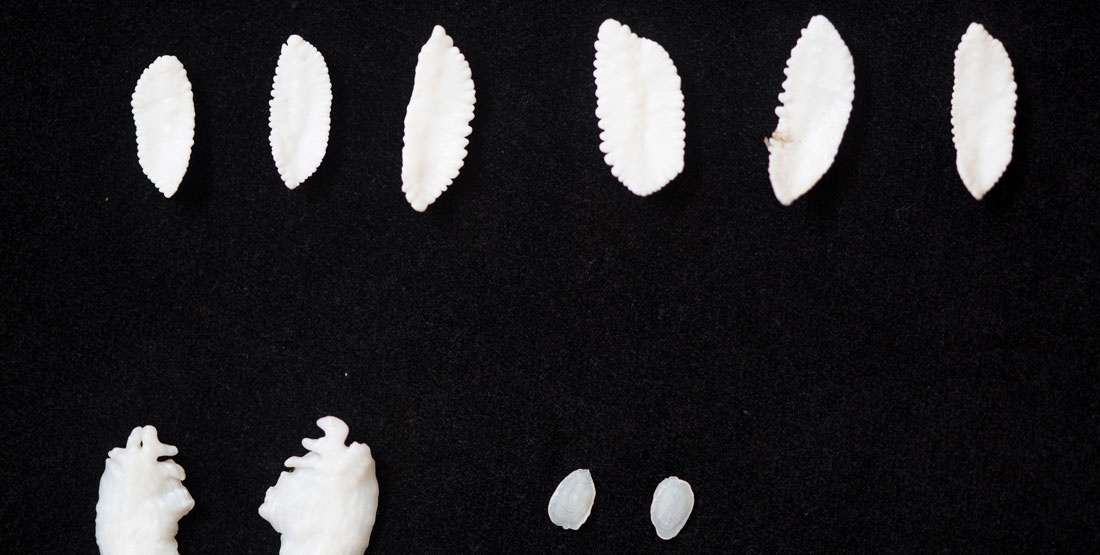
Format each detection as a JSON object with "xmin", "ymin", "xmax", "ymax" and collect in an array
[{"xmin": 3, "ymin": 0, "xmax": 1099, "ymax": 552}]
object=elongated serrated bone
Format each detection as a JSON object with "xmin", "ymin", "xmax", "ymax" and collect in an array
[
  {"xmin": 269, "ymin": 35, "xmax": 331, "ymax": 190},
  {"xmin": 132, "ymin": 56, "xmax": 194, "ymax": 198},
  {"xmin": 401, "ymin": 25, "xmax": 476, "ymax": 212},
  {"xmin": 951, "ymin": 23, "xmax": 1016, "ymax": 200},
  {"xmin": 594, "ymin": 19, "xmax": 685, "ymax": 196},
  {"xmin": 96, "ymin": 426, "xmax": 194, "ymax": 555},
  {"xmin": 766, "ymin": 15, "xmax": 855, "ymax": 205}
]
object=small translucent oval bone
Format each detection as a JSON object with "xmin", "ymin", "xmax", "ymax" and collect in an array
[
  {"xmin": 132, "ymin": 56, "xmax": 194, "ymax": 198},
  {"xmin": 649, "ymin": 476, "xmax": 694, "ymax": 540},
  {"xmin": 547, "ymin": 468, "xmax": 596, "ymax": 530},
  {"xmin": 951, "ymin": 23, "xmax": 1016, "ymax": 200},
  {"xmin": 594, "ymin": 18, "xmax": 685, "ymax": 196},
  {"xmin": 95, "ymin": 426, "xmax": 194, "ymax": 555},
  {"xmin": 401, "ymin": 25, "xmax": 476, "ymax": 212},
  {"xmin": 766, "ymin": 15, "xmax": 855, "ymax": 205},
  {"xmin": 269, "ymin": 35, "xmax": 331, "ymax": 190},
  {"xmin": 259, "ymin": 416, "xmax": 379, "ymax": 555}
]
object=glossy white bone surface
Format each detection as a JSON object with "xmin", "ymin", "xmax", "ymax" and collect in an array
[
  {"xmin": 95, "ymin": 426, "xmax": 194, "ymax": 555},
  {"xmin": 260, "ymin": 416, "xmax": 378, "ymax": 555},
  {"xmin": 594, "ymin": 18, "xmax": 685, "ymax": 196},
  {"xmin": 649, "ymin": 476, "xmax": 694, "ymax": 540},
  {"xmin": 401, "ymin": 25, "xmax": 476, "ymax": 212},
  {"xmin": 951, "ymin": 23, "xmax": 1016, "ymax": 200},
  {"xmin": 766, "ymin": 15, "xmax": 855, "ymax": 205},
  {"xmin": 269, "ymin": 35, "xmax": 331, "ymax": 190},
  {"xmin": 132, "ymin": 56, "xmax": 194, "ymax": 198},
  {"xmin": 547, "ymin": 468, "xmax": 595, "ymax": 530}
]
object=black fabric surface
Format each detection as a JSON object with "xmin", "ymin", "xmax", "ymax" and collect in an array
[{"xmin": 3, "ymin": 1, "xmax": 1099, "ymax": 552}]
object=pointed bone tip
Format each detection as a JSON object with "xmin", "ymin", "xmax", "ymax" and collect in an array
[
  {"xmin": 152, "ymin": 55, "xmax": 181, "ymax": 68},
  {"xmin": 965, "ymin": 22, "xmax": 987, "ymax": 36},
  {"xmin": 961, "ymin": 176, "xmax": 992, "ymax": 201},
  {"xmin": 771, "ymin": 181, "xmax": 798, "ymax": 206},
  {"xmin": 432, "ymin": 24, "xmax": 447, "ymax": 36},
  {"xmin": 807, "ymin": 14, "xmax": 835, "ymax": 30},
  {"xmin": 287, "ymin": 34, "xmax": 304, "ymax": 45}
]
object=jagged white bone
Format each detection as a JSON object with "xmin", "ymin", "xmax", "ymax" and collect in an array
[
  {"xmin": 951, "ymin": 23, "xmax": 1016, "ymax": 200},
  {"xmin": 95, "ymin": 426, "xmax": 194, "ymax": 555},
  {"xmin": 766, "ymin": 15, "xmax": 855, "ymax": 205},
  {"xmin": 594, "ymin": 19, "xmax": 685, "ymax": 196},
  {"xmin": 401, "ymin": 25, "xmax": 476, "ymax": 212},
  {"xmin": 132, "ymin": 56, "xmax": 194, "ymax": 197},
  {"xmin": 260, "ymin": 416, "xmax": 379, "ymax": 555},
  {"xmin": 269, "ymin": 35, "xmax": 331, "ymax": 190}
]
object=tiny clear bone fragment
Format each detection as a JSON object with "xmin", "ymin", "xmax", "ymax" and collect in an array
[
  {"xmin": 594, "ymin": 18, "xmax": 686, "ymax": 196},
  {"xmin": 547, "ymin": 468, "xmax": 596, "ymax": 530},
  {"xmin": 650, "ymin": 476, "xmax": 694, "ymax": 540},
  {"xmin": 95, "ymin": 426, "xmax": 194, "ymax": 555},
  {"xmin": 132, "ymin": 56, "xmax": 194, "ymax": 198},
  {"xmin": 259, "ymin": 416, "xmax": 379, "ymax": 555},
  {"xmin": 766, "ymin": 15, "xmax": 855, "ymax": 206},
  {"xmin": 401, "ymin": 25, "xmax": 476, "ymax": 212},
  {"xmin": 269, "ymin": 35, "xmax": 332, "ymax": 190},
  {"xmin": 951, "ymin": 23, "xmax": 1016, "ymax": 200}
]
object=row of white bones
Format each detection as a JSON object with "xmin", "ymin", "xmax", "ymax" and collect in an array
[
  {"xmin": 132, "ymin": 17, "xmax": 1016, "ymax": 209},
  {"xmin": 95, "ymin": 418, "xmax": 694, "ymax": 555}
]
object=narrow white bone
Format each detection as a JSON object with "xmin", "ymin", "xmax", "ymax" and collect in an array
[
  {"xmin": 132, "ymin": 56, "xmax": 194, "ymax": 198},
  {"xmin": 401, "ymin": 25, "xmax": 476, "ymax": 212},
  {"xmin": 766, "ymin": 15, "xmax": 855, "ymax": 205},
  {"xmin": 269, "ymin": 35, "xmax": 331, "ymax": 190},
  {"xmin": 951, "ymin": 23, "xmax": 1016, "ymax": 200}
]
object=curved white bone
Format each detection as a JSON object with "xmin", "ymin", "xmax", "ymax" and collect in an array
[
  {"xmin": 401, "ymin": 25, "xmax": 476, "ymax": 212},
  {"xmin": 766, "ymin": 15, "xmax": 855, "ymax": 205},
  {"xmin": 594, "ymin": 19, "xmax": 686, "ymax": 196}
]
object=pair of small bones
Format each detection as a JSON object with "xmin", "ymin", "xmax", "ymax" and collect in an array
[
  {"xmin": 95, "ymin": 417, "xmax": 377, "ymax": 555},
  {"xmin": 548, "ymin": 469, "xmax": 695, "ymax": 541},
  {"xmin": 133, "ymin": 18, "xmax": 1014, "ymax": 207}
]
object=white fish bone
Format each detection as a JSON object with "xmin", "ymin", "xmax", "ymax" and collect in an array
[
  {"xmin": 260, "ymin": 416, "xmax": 379, "ymax": 555},
  {"xmin": 401, "ymin": 25, "xmax": 476, "ymax": 212},
  {"xmin": 766, "ymin": 15, "xmax": 855, "ymax": 205},
  {"xmin": 951, "ymin": 23, "xmax": 1016, "ymax": 200},
  {"xmin": 132, "ymin": 56, "xmax": 194, "ymax": 198},
  {"xmin": 95, "ymin": 426, "xmax": 194, "ymax": 555},
  {"xmin": 594, "ymin": 19, "xmax": 686, "ymax": 196},
  {"xmin": 547, "ymin": 468, "xmax": 595, "ymax": 530},
  {"xmin": 650, "ymin": 476, "xmax": 694, "ymax": 540},
  {"xmin": 269, "ymin": 35, "xmax": 331, "ymax": 190}
]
